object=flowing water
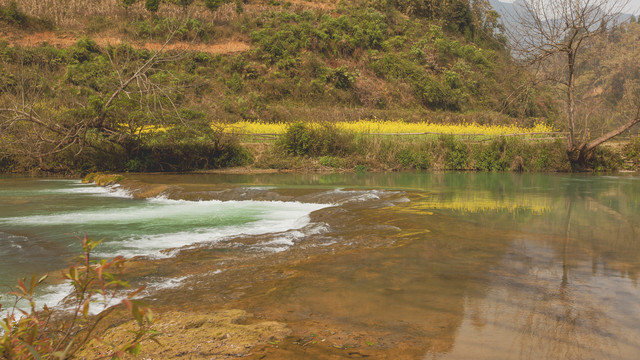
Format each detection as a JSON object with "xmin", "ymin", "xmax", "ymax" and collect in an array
[{"xmin": 1, "ymin": 173, "xmax": 640, "ymax": 359}]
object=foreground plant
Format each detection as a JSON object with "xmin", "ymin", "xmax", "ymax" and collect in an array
[{"xmin": 0, "ymin": 236, "xmax": 158, "ymax": 359}]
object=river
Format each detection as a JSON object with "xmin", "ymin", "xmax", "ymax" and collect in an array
[{"xmin": 1, "ymin": 173, "xmax": 639, "ymax": 359}]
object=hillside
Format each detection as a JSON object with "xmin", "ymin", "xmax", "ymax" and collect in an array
[{"xmin": 0, "ymin": 0, "xmax": 580, "ymax": 173}]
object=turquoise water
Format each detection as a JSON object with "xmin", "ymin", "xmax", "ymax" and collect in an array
[{"xmin": 0, "ymin": 177, "xmax": 328, "ymax": 307}]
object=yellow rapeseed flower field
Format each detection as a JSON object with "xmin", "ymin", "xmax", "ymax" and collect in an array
[
  {"xmin": 120, "ymin": 120, "xmax": 555, "ymax": 138},
  {"xmin": 222, "ymin": 120, "xmax": 554, "ymax": 136}
]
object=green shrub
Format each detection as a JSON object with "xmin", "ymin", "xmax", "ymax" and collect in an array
[
  {"xmin": 395, "ymin": 148, "xmax": 431, "ymax": 170},
  {"xmin": 279, "ymin": 122, "xmax": 314, "ymax": 156},
  {"xmin": 145, "ymin": 0, "xmax": 160, "ymax": 12},
  {"xmin": 70, "ymin": 37, "xmax": 101, "ymax": 63},
  {"xmin": 589, "ymin": 147, "xmax": 623, "ymax": 172},
  {"xmin": 330, "ymin": 66, "xmax": 358, "ymax": 90},
  {"xmin": 319, "ymin": 155, "xmax": 342, "ymax": 168},
  {"xmin": 205, "ymin": 0, "xmax": 226, "ymax": 11},
  {"xmin": 439, "ymin": 135, "xmax": 469, "ymax": 170},
  {"xmin": 474, "ymin": 138, "xmax": 510, "ymax": 171},
  {"xmin": 129, "ymin": 128, "xmax": 252, "ymax": 171},
  {"xmin": 0, "ymin": 1, "xmax": 26, "ymax": 25},
  {"xmin": 278, "ymin": 122, "xmax": 355, "ymax": 157},
  {"xmin": 354, "ymin": 164, "xmax": 368, "ymax": 173},
  {"xmin": 624, "ymin": 136, "xmax": 640, "ymax": 167}
]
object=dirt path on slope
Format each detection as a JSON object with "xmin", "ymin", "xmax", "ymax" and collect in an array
[{"xmin": 2, "ymin": 31, "xmax": 251, "ymax": 55}]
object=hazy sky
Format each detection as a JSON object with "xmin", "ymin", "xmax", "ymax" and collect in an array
[{"xmin": 499, "ymin": 0, "xmax": 640, "ymax": 15}]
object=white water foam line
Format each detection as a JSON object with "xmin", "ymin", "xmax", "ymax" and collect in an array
[
  {"xmin": 0, "ymin": 282, "xmax": 75, "ymax": 320},
  {"xmin": 47, "ymin": 182, "xmax": 133, "ymax": 198},
  {"xmin": 1, "ymin": 274, "xmax": 201, "ymax": 321},
  {"xmin": 96, "ymin": 207, "xmax": 329, "ymax": 259},
  {"xmin": 3, "ymin": 197, "xmax": 325, "ymax": 225},
  {"xmin": 257, "ymin": 222, "xmax": 330, "ymax": 253},
  {"xmin": 321, "ymin": 188, "xmax": 405, "ymax": 205}
]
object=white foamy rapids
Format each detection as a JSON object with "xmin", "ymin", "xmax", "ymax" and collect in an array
[
  {"xmin": 95, "ymin": 212, "xmax": 325, "ymax": 258},
  {"xmin": 87, "ymin": 200, "xmax": 331, "ymax": 258},
  {"xmin": 47, "ymin": 183, "xmax": 133, "ymax": 198},
  {"xmin": 146, "ymin": 276, "xmax": 190, "ymax": 291},
  {"xmin": 257, "ymin": 222, "xmax": 330, "ymax": 253},
  {"xmin": 3, "ymin": 197, "xmax": 326, "ymax": 226},
  {"xmin": 34, "ymin": 282, "xmax": 75, "ymax": 311},
  {"xmin": 323, "ymin": 189, "xmax": 401, "ymax": 204},
  {"xmin": 1, "ymin": 282, "xmax": 75, "ymax": 320}
]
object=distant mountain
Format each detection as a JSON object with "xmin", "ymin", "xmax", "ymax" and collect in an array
[
  {"xmin": 489, "ymin": 0, "xmax": 634, "ymax": 31},
  {"xmin": 489, "ymin": 0, "xmax": 518, "ymax": 19}
]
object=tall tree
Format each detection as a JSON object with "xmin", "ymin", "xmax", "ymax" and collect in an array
[{"xmin": 508, "ymin": 0, "xmax": 640, "ymax": 166}]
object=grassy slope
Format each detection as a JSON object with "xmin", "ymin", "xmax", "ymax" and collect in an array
[
  {"xmin": 1, "ymin": 0, "xmax": 557, "ymax": 122},
  {"xmin": 0, "ymin": 0, "xmax": 633, "ymax": 173}
]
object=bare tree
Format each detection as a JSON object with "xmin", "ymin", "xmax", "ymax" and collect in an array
[
  {"xmin": 507, "ymin": 0, "xmax": 640, "ymax": 166},
  {"xmin": 0, "ymin": 26, "xmax": 187, "ymax": 171}
]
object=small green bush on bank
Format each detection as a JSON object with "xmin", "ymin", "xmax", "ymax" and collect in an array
[
  {"xmin": 278, "ymin": 122, "xmax": 355, "ymax": 157},
  {"xmin": 588, "ymin": 147, "xmax": 623, "ymax": 172},
  {"xmin": 624, "ymin": 136, "xmax": 640, "ymax": 168}
]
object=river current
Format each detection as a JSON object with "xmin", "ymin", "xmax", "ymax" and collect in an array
[{"xmin": 1, "ymin": 172, "xmax": 639, "ymax": 359}]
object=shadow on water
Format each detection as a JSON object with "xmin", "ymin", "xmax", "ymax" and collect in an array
[{"xmin": 2, "ymin": 173, "xmax": 640, "ymax": 359}]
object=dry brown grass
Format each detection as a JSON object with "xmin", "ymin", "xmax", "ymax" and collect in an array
[
  {"xmin": 0, "ymin": 0, "xmax": 241, "ymax": 28},
  {"xmin": 0, "ymin": 0, "xmax": 336, "ymax": 29}
]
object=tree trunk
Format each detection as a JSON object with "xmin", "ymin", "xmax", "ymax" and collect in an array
[
  {"xmin": 567, "ymin": 51, "xmax": 577, "ymax": 149},
  {"xmin": 568, "ymin": 106, "xmax": 640, "ymax": 167}
]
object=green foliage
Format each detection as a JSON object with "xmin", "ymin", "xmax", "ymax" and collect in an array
[
  {"xmin": 319, "ymin": 155, "xmax": 342, "ymax": 168},
  {"xmin": 279, "ymin": 122, "xmax": 355, "ymax": 157},
  {"xmin": 279, "ymin": 122, "xmax": 314, "ymax": 156},
  {"xmin": 70, "ymin": 37, "xmax": 102, "ymax": 63},
  {"xmin": 439, "ymin": 135, "xmax": 469, "ymax": 170},
  {"xmin": 354, "ymin": 164, "xmax": 368, "ymax": 173},
  {"xmin": 330, "ymin": 66, "xmax": 358, "ymax": 90},
  {"xmin": 395, "ymin": 147, "xmax": 430, "ymax": 170},
  {"xmin": 251, "ymin": 9, "xmax": 388, "ymax": 64},
  {"xmin": 173, "ymin": 0, "xmax": 195, "ymax": 11},
  {"xmin": 145, "ymin": 0, "xmax": 161, "ymax": 13},
  {"xmin": 0, "ymin": 1, "xmax": 53, "ymax": 30},
  {"xmin": 387, "ymin": 0, "xmax": 475, "ymax": 35},
  {"xmin": 0, "ymin": 1, "xmax": 26, "ymax": 25},
  {"xmin": 474, "ymin": 138, "xmax": 510, "ymax": 171},
  {"xmin": 227, "ymin": 72, "xmax": 244, "ymax": 92},
  {"xmin": 0, "ymin": 236, "xmax": 156, "ymax": 360},
  {"xmin": 204, "ymin": 0, "xmax": 225, "ymax": 11},
  {"xmin": 131, "ymin": 17, "xmax": 212, "ymax": 41},
  {"xmin": 120, "ymin": 0, "xmax": 139, "ymax": 8},
  {"xmin": 126, "ymin": 127, "xmax": 252, "ymax": 171},
  {"xmin": 588, "ymin": 147, "xmax": 623, "ymax": 172},
  {"xmin": 624, "ymin": 136, "xmax": 640, "ymax": 165},
  {"xmin": 0, "ymin": 0, "xmax": 568, "ymax": 174}
]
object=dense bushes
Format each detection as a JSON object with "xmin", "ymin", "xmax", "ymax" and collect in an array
[
  {"xmin": 471, "ymin": 138, "xmax": 570, "ymax": 172},
  {"xmin": 251, "ymin": 10, "xmax": 388, "ymax": 63},
  {"xmin": 587, "ymin": 147, "xmax": 623, "ymax": 172},
  {"xmin": 125, "ymin": 129, "xmax": 253, "ymax": 172},
  {"xmin": 269, "ymin": 124, "xmax": 574, "ymax": 172},
  {"xmin": 279, "ymin": 122, "xmax": 355, "ymax": 157},
  {"xmin": 624, "ymin": 136, "xmax": 640, "ymax": 167}
]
